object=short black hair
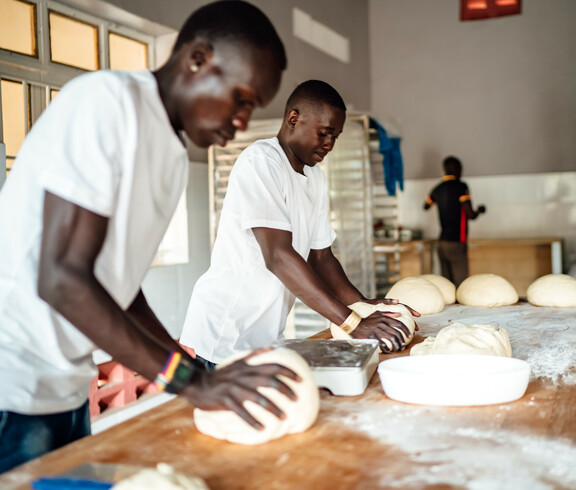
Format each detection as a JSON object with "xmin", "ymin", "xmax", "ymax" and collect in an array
[
  {"xmin": 443, "ymin": 156, "xmax": 462, "ymax": 176},
  {"xmin": 285, "ymin": 80, "xmax": 346, "ymax": 114},
  {"xmin": 173, "ymin": 1, "xmax": 286, "ymax": 70}
]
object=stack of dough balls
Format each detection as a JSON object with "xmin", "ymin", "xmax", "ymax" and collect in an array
[
  {"xmin": 526, "ymin": 274, "xmax": 576, "ymax": 307},
  {"xmin": 419, "ymin": 274, "xmax": 456, "ymax": 305},
  {"xmin": 456, "ymin": 274, "xmax": 518, "ymax": 307},
  {"xmin": 330, "ymin": 302, "xmax": 416, "ymax": 351},
  {"xmin": 385, "ymin": 276, "xmax": 446, "ymax": 314},
  {"xmin": 193, "ymin": 348, "xmax": 319, "ymax": 445},
  {"xmin": 410, "ymin": 323, "xmax": 512, "ymax": 357}
]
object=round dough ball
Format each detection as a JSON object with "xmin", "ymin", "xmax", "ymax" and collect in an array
[
  {"xmin": 330, "ymin": 302, "xmax": 416, "ymax": 351},
  {"xmin": 456, "ymin": 274, "xmax": 518, "ymax": 307},
  {"xmin": 419, "ymin": 274, "xmax": 456, "ymax": 305},
  {"xmin": 193, "ymin": 348, "xmax": 319, "ymax": 445},
  {"xmin": 385, "ymin": 277, "xmax": 445, "ymax": 314},
  {"xmin": 112, "ymin": 463, "xmax": 209, "ymax": 489},
  {"xmin": 527, "ymin": 274, "xmax": 576, "ymax": 307},
  {"xmin": 410, "ymin": 323, "xmax": 512, "ymax": 357}
]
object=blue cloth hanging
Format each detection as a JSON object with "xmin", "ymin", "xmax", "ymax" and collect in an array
[{"xmin": 369, "ymin": 117, "xmax": 404, "ymax": 196}]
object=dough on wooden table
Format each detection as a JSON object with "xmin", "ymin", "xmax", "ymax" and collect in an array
[
  {"xmin": 193, "ymin": 348, "xmax": 319, "ymax": 445},
  {"xmin": 456, "ymin": 274, "xmax": 518, "ymax": 307},
  {"xmin": 410, "ymin": 323, "xmax": 512, "ymax": 357},
  {"xmin": 112, "ymin": 463, "xmax": 209, "ymax": 489},
  {"xmin": 527, "ymin": 274, "xmax": 576, "ymax": 307},
  {"xmin": 330, "ymin": 302, "xmax": 416, "ymax": 351},
  {"xmin": 385, "ymin": 277, "xmax": 445, "ymax": 314},
  {"xmin": 419, "ymin": 274, "xmax": 456, "ymax": 305}
]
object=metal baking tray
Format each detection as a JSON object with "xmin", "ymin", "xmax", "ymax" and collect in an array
[{"xmin": 273, "ymin": 339, "xmax": 379, "ymax": 396}]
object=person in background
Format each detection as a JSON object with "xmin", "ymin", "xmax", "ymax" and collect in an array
[
  {"xmin": 0, "ymin": 0, "xmax": 298, "ymax": 474},
  {"xmin": 180, "ymin": 80, "xmax": 419, "ymax": 368},
  {"xmin": 423, "ymin": 156, "xmax": 486, "ymax": 286}
]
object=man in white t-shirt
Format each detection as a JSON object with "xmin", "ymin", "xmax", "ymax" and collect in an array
[
  {"xmin": 0, "ymin": 1, "xmax": 300, "ymax": 474},
  {"xmin": 180, "ymin": 80, "xmax": 419, "ymax": 366}
]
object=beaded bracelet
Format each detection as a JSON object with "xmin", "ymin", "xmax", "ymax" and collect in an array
[{"xmin": 154, "ymin": 351, "xmax": 198, "ymax": 394}]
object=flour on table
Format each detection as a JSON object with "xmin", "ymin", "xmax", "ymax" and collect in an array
[
  {"xmin": 456, "ymin": 274, "xmax": 518, "ymax": 307},
  {"xmin": 331, "ymin": 302, "xmax": 416, "ymax": 351},
  {"xmin": 385, "ymin": 276, "xmax": 445, "ymax": 314},
  {"xmin": 527, "ymin": 273, "xmax": 576, "ymax": 307},
  {"xmin": 411, "ymin": 323, "xmax": 512, "ymax": 357},
  {"xmin": 193, "ymin": 348, "xmax": 319, "ymax": 445},
  {"xmin": 112, "ymin": 463, "xmax": 209, "ymax": 489}
]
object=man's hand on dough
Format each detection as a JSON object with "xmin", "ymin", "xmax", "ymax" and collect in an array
[
  {"xmin": 363, "ymin": 297, "xmax": 422, "ymax": 319},
  {"xmin": 350, "ymin": 311, "xmax": 410, "ymax": 353},
  {"xmin": 183, "ymin": 350, "xmax": 301, "ymax": 430}
]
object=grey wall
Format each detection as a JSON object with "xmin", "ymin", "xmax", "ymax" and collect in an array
[
  {"xmin": 90, "ymin": 0, "xmax": 371, "ymax": 122},
  {"xmin": 369, "ymin": 0, "xmax": 576, "ymax": 179}
]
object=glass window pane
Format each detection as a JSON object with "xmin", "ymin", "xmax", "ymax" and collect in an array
[
  {"xmin": 49, "ymin": 11, "xmax": 99, "ymax": 71},
  {"xmin": 0, "ymin": 0, "xmax": 36, "ymax": 56},
  {"xmin": 1, "ymin": 79, "xmax": 26, "ymax": 158},
  {"xmin": 109, "ymin": 32, "xmax": 148, "ymax": 70},
  {"xmin": 50, "ymin": 89, "xmax": 59, "ymax": 101}
]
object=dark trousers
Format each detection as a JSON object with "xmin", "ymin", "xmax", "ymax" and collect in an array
[
  {"xmin": 0, "ymin": 400, "xmax": 91, "ymax": 474},
  {"xmin": 437, "ymin": 240, "xmax": 469, "ymax": 287}
]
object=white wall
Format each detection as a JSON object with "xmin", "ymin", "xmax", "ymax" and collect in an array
[{"xmin": 397, "ymin": 172, "xmax": 576, "ymax": 271}]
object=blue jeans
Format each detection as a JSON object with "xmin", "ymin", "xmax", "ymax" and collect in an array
[
  {"xmin": 195, "ymin": 355, "xmax": 217, "ymax": 372},
  {"xmin": 0, "ymin": 400, "xmax": 91, "ymax": 474}
]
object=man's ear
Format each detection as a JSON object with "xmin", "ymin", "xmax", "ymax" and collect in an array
[
  {"xmin": 286, "ymin": 109, "xmax": 299, "ymax": 130},
  {"xmin": 188, "ymin": 41, "xmax": 213, "ymax": 72}
]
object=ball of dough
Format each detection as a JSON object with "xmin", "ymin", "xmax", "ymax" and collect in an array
[
  {"xmin": 112, "ymin": 463, "xmax": 209, "ymax": 489},
  {"xmin": 330, "ymin": 302, "xmax": 416, "ymax": 351},
  {"xmin": 410, "ymin": 323, "xmax": 512, "ymax": 357},
  {"xmin": 527, "ymin": 274, "xmax": 576, "ymax": 307},
  {"xmin": 419, "ymin": 274, "xmax": 456, "ymax": 305},
  {"xmin": 193, "ymin": 348, "xmax": 319, "ymax": 445},
  {"xmin": 456, "ymin": 274, "xmax": 518, "ymax": 307},
  {"xmin": 385, "ymin": 277, "xmax": 445, "ymax": 314}
]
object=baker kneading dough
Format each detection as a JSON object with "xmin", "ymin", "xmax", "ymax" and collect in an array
[
  {"xmin": 527, "ymin": 274, "xmax": 576, "ymax": 307},
  {"xmin": 385, "ymin": 277, "xmax": 445, "ymax": 314},
  {"xmin": 419, "ymin": 274, "xmax": 456, "ymax": 305},
  {"xmin": 193, "ymin": 348, "xmax": 319, "ymax": 445},
  {"xmin": 331, "ymin": 302, "xmax": 416, "ymax": 351},
  {"xmin": 112, "ymin": 463, "xmax": 209, "ymax": 489},
  {"xmin": 456, "ymin": 274, "xmax": 518, "ymax": 307},
  {"xmin": 410, "ymin": 323, "xmax": 512, "ymax": 357}
]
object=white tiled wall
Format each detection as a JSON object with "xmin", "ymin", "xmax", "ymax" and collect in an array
[{"xmin": 396, "ymin": 171, "xmax": 576, "ymax": 273}]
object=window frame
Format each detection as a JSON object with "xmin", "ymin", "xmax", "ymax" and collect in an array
[{"xmin": 0, "ymin": 0, "xmax": 155, "ymax": 177}]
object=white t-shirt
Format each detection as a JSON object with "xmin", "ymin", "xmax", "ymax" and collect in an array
[
  {"xmin": 180, "ymin": 137, "xmax": 335, "ymax": 363},
  {"xmin": 0, "ymin": 70, "xmax": 188, "ymax": 414}
]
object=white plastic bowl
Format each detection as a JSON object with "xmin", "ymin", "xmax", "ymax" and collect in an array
[{"xmin": 378, "ymin": 355, "xmax": 530, "ymax": 406}]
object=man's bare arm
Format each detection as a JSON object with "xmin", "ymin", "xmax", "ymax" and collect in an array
[
  {"xmin": 252, "ymin": 227, "xmax": 410, "ymax": 349},
  {"xmin": 37, "ymin": 192, "xmax": 299, "ymax": 427}
]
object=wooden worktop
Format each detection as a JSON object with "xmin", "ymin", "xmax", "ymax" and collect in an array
[{"xmin": 2, "ymin": 303, "xmax": 576, "ymax": 489}]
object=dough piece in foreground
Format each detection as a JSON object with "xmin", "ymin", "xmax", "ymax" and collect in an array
[
  {"xmin": 527, "ymin": 274, "xmax": 576, "ymax": 307},
  {"xmin": 330, "ymin": 302, "xmax": 416, "ymax": 351},
  {"xmin": 456, "ymin": 274, "xmax": 518, "ymax": 307},
  {"xmin": 112, "ymin": 463, "xmax": 209, "ymax": 489},
  {"xmin": 410, "ymin": 323, "xmax": 512, "ymax": 357},
  {"xmin": 194, "ymin": 348, "xmax": 319, "ymax": 445},
  {"xmin": 385, "ymin": 277, "xmax": 445, "ymax": 314},
  {"xmin": 419, "ymin": 274, "xmax": 456, "ymax": 305}
]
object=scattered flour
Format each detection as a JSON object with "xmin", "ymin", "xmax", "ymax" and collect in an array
[{"xmin": 323, "ymin": 397, "xmax": 576, "ymax": 489}]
